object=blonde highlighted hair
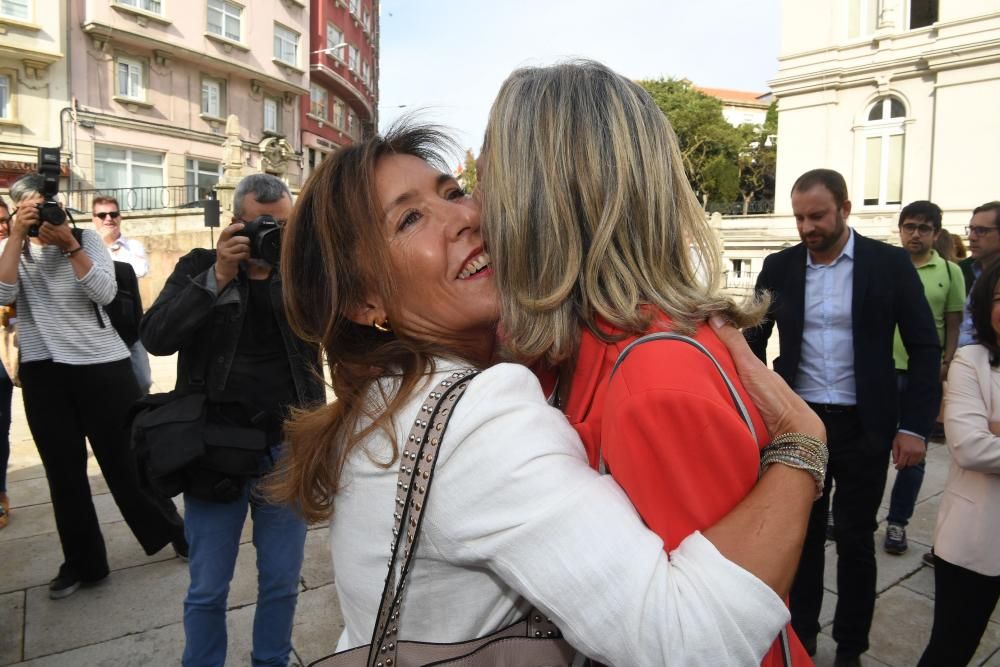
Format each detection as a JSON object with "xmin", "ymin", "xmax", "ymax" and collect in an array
[{"xmin": 480, "ymin": 60, "xmax": 765, "ymax": 366}]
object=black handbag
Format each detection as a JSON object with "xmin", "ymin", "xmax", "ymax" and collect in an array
[{"xmin": 131, "ymin": 391, "xmax": 268, "ymax": 503}]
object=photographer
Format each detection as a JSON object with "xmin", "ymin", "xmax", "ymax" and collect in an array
[
  {"xmin": 0, "ymin": 174, "xmax": 185, "ymax": 599},
  {"xmin": 140, "ymin": 174, "xmax": 323, "ymax": 667}
]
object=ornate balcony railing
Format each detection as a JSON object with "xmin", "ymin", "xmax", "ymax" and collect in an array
[
  {"xmin": 706, "ymin": 199, "xmax": 775, "ymax": 216},
  {"xmin": 62, "ymin": 185, "xmax": 213, "ymax": 214},
  {"xmin": 724, "ymin": 271, "xmax": 759, "ymax": 289}
]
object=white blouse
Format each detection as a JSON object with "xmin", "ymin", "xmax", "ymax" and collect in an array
[{"xmin": 330, "ymin": 360, "xmax": 789, "ymax": 666}]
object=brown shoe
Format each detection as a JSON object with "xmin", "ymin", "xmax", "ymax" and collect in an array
[{"xmin": 0, "ymin": 493, "xmax": 9, "ymax": 529}]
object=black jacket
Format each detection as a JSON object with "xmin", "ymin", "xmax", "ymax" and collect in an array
[
  {"xmin": 744, "ymin": 231, "xmax": 941, "ymax": 442},
  {"xmin": 139, "ymin": 249, "xmax": 324, "ymax": 409},
  {"xmin": 959, "ymin": 256, "xmax": 976, "ymax": 297}
]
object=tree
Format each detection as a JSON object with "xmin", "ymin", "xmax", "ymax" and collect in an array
[
  {"xmin": 636, "ymin": 78, "xmax": 744, "ymax": 208},
  {"xmin": 457, "ymin": 149, "xmax": 477, "ymax": 192},
  {"xmin": 736, "ymin": 102, "xmax": 778, "ymax": 215}
]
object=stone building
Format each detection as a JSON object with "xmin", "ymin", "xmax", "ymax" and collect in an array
[{"xmin": 721, "ymin": 0, "xmax": 1000, "ymax": 289}]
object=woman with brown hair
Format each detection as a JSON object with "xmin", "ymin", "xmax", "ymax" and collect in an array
[
  {"xmin": 477, "ymin": 60, "xmax": 817, "ymax": 665},
  {"xmin": 272, "ymin": 123, "xmax": 825, "ymax": 664}
]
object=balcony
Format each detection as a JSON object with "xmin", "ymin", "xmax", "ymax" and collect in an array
[{"xmin": 63, "ymin": 185, "xmax": 211, "ymax": 214}]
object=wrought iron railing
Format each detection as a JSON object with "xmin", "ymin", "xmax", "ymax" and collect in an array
[
  {"xmin": 62, "ymin": 185, "xmax": 212, "ymax": 214},
  {"xmin": 724, "ymin": 271, "xmax": 759, "ymax": 289},
  {"xmin": 706, "ymin": 199, "xmax": 775, "ymax": 216}
]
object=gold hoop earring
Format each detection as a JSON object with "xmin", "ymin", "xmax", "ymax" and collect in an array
[{"xmin": 373, "ymin": 319, "xmax": 391, "ymax": 333}]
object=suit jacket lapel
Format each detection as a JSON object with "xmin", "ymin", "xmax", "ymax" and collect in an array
[
  {"xmin": 852, "ymin": 231, "xmax": 870, "ymax": 338},
  {"xmin": 787, "ymin": 244, "xmax": 807, "ymax": 347}
]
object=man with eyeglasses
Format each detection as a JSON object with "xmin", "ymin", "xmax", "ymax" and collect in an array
[
  {"xmin": 92, "ymin": 196, "xmax": 152, "ymax": 393},
  {"xmin": 883, "ymin": 201, "xmax": 965, "ymax": 557},
  {"xmin": 958, "ymin": 202, "xmax": 1000, "ymax": 348}
]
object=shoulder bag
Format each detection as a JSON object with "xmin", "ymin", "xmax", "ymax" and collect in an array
[
  {"xmin": 310, "ymin": 368, "xmax": 578, "ymax": 667},
  {"xmin": 609, "ymin": 332, "xmax": 793, "ymax": 667}
]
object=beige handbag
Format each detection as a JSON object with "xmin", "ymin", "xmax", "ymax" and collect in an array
[
  {"xmin": 310, "ymin": 369, "xmax": 577, "ymax": 667},
  {"xmin": 0, "ymin": 305, "xmax": 19, "ymax": 387}
]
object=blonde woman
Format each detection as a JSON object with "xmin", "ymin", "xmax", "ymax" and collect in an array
[
  {"xmin": 478, "ymin": 60, "xmax": 817, "ymax": 666},
  {"xmin": 272, "ymin": 123, "xmax": 826, "ymax": 664}
]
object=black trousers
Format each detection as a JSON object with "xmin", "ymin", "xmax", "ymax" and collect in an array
[
  {"xmin": 789, "ymin": 407, "xmax": 890, "ymax": 658},
  {"xmin": 918, "ymin": 555, "xmax": 1000, "ymax": 666},
  {"xmin": 20, "ymin": 359, "xmax": 182, "ymax": 581}
]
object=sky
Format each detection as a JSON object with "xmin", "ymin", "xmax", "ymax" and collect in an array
[{"xmin": 377, "ymin": 0, "xmax": 782, "ymax": 161}]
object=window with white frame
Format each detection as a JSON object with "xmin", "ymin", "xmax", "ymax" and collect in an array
[
  {"xmin": 861, "ymin": 96, "xmax": 906, "ymax": 207},
  {"xmin": 347, "ymin": 110, "xmax": 360, "ymax": 139},
  {"xmin": 201, "ymin": 77, "xmax": 225, "ymax": 118},
  {"xmin": 0, "ymin": 74, "xmax": 11, "ymax": 120},
  {"xmin": 847, "ymin": 0, "xmax": 878, "ymax": 38},
  {"xmin": 332, "ymin": 98, "xmax": 345, "ymax": 129},
  {"xmin": 348, "ymin": 45, "xmax": 359, "ymax": 72},
  {"xmin": 349, "ymin": 0, "xmax": 359, "ymax": 18},
  {"xmin": 116, "ymin": 56, "xmax": 145, "ymax": 100},
  {"xmin": 185, "ymin": 158, "xmax": 221, "ymax": 200},
  {"xmin": 95, "ymin": 145, "xmax": 164, "ymax": 190},
  {"xmin": 310, "ymin": 83, "xmax": 328, "ymax": 120},
  {"xmin": 116, "ymin": 0, "xmax": 162, "ymax": 14},
  {"xmin": 207, "ymin": 0, "xmax": 242, "ymax": 42},
  {"xmin": 0, "ymin": 0, "xmax": 30, "ymax": 20},
  {"xmin": 326, "ymin": 22, "xmax": 343, "ymax": 53},
  {"xmin": 362, "ymin": 61, "xmax": 370, "ymax": 88},
  {"xmin": 362, "ymin": 8, "xmax": 370, "ymax": 32},
  {"xmin": 274, "ymin": 24, "xmax": 299, "ymax": 66},
  {"xmin": 264, "ymin": 96, "xmax": 281, "ymax": 133}
]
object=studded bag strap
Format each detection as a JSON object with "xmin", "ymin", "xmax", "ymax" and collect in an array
[{"xmin": 366, "ymin": 368, "xmax": 480, "ymax": 667}]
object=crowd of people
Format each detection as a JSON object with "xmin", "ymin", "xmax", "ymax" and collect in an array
[{"xmin": 0, "ymin": 58, "xmax": 998, "ymax": 667}]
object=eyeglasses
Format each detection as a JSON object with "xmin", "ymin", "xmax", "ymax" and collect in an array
[
  {"xmin": 900, "ymin": 223, "xmax": 935, "ymax": 235},
  {"xmin": 966, "ymin": 225, "xmax": 999, "ymax": 238},
  {"xmin": 94, "ymin": 211, "xmax": 121, "ymax": 220}
]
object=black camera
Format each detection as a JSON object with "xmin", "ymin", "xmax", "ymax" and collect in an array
[
  {"xmin": 237, "ymin": 215, "xmax": 282, "ymax": 266},
  {"xmin": 28, "ymin": 147, "xmax": 66, "ymax": 236}
]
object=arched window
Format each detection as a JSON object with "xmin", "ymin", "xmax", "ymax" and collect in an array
[{"xmin": 861, "ymin": 96, "xmax": 906, "ymax": 207}]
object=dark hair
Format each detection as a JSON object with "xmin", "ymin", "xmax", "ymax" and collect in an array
[
  {"xmin": 973, "ymin": 201, "xmax": 1000, "ymax": 229},
  {"xmin": 92, "ymin": 195, "xmax": 120, "ymax": 212},
  {"xmin": 898, "ymin": 200, "xmax": 942, "ymax": 231},
  {"xmin": 268, "ymin": 123, "xmax": 463, "ymax": 523},
  {"xmin": 233, "ymin": 173, "xmax": 292, "ymax": 219},
  {"xmin": 791, "ymin": 169, "xmax": 849, "ymax": 208},
  {"xmin": 970, "ymin": 251, "xmax": 1000, "ymax": 366}
]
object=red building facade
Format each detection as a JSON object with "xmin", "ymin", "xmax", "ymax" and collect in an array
[{"xmin": 302, "ymin": 0, "xmax": 379, "ymax": 178}]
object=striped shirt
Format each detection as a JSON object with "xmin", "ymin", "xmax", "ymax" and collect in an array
[{"xmin": 0, "ymin": 229, "xmax": 129, "ymax": 364}]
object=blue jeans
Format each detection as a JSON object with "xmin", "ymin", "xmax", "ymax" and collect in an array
[
  {"xmin": 887, "ymin": 371, "xmax": 928, "ymax": 527},
  {"xmin": 182, "ymin": 478, "xmax": 306, "ymax": 667}
]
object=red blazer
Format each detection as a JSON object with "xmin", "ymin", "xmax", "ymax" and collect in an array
[{"xmin": 561, "ymin": 316, "xmax": 811, "ymax": 667}]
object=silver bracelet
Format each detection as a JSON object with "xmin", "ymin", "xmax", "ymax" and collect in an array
[{"xmin": 760, "ymin": 433, "xmax": 829, "ymax": 500}]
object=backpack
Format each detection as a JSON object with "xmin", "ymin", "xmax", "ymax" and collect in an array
[{"xmin": 72, "ymin": 228, "xmax": 143, "ymax": 346}]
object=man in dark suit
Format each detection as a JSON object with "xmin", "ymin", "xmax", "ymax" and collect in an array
[
  {"xmin": 745, "ymin": 169, "xmax": 940, "ymax": 667},
  {"xmin": 958, "ymin": 201, "xmax": 1000, "ymax": 345}
]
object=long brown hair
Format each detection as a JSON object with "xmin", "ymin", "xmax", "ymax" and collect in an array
[
  {"xmin": 267, "ymin": 124, "xmax": 469, "ymax": 523},
  {"xmin": 480, "ymin": 60, "xmax": 765, "ymax": 367}
]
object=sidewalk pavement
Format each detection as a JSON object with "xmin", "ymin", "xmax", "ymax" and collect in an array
[{"xmin": 0, "ymin": 354, "xmax": 999, "ymax": 665}]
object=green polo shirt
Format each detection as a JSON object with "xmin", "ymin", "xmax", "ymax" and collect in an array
[{"xmin": 894, "ymin": 249, "xmax": 966, "ymax": 370}]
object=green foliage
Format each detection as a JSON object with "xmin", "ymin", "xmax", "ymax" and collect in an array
[
  {"xmin": 637, "ymin": 78, "xmax": 744, "ymax": 206},
  {"xmin": 458, "ymin": 148, "xmax": 477, "ymax": 192},
  {"xmin": 736, "ymin": 101, "xmax": 778, "ymax": 214}
]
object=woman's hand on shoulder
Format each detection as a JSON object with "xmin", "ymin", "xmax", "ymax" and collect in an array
[{"xmin": 711, "ymin": 316, "xmax": 825, "ymax": 443}]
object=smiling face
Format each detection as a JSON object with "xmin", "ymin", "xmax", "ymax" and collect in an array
[
  {"xmin": 369, "ymin": 153, "xmax": 498, "ymax": 359},
  {"xmin": 92, "ymin": 201, "xmax": 123, "ymax": 244}
]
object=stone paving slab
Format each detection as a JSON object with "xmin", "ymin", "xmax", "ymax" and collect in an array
[{"xmin": 0, "ymin": 592, "xmax": 23, "ymax": 666}]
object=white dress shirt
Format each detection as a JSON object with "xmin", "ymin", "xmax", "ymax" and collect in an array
[
  {"xmin": 108, "ymin": 234, "xmax": 148, "ymax": 278},
  {"xmin": 794, "ymin": 229, "xmax": 857, "ymax": 405}
]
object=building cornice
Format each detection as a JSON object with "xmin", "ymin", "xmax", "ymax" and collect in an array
[
  {"xmin": 77, "ymin": 110, "xmax": 261, "ymax": 152},
  {"xmin": 770, "ymin": 38, "xmax": 1000, "ymax": 96},
  {"xmin": 82, "ymin": 21, "xmax": 308, "ymax": 96},
  {"xmin": 309, "ymin": 63, "xmax": 374, "ymax": 119}
]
